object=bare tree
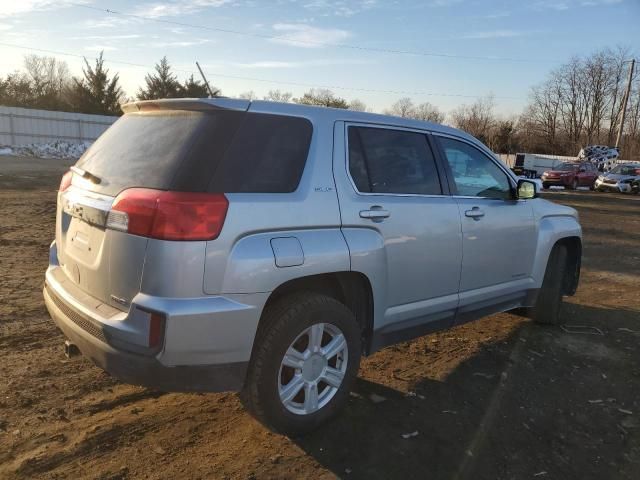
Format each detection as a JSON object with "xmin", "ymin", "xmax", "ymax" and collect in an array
[
  {"xmin": 21, "ymin": 55, "xmax": 71, "ymax": 110},
  {"xmin": 449, "ymin": 95, "xmax": 496, "ymax": 143},
  {"xmin": 412, "ymin": 102, "xmax": 444, "ymax": 123},
  {"xmin": 348, "ymin": 99, "xmax": 368, "ymax": 112},
  {"xmin": 294, "ymin": 88, "xmax": 348, "ymax": 109},
  {"xmin": 264, "ymin": 90, "xmax": 293, "ymax": 103},
  {"xmin": 521, "ymin": 47, "xmax": 639, "ymax": 158},
  {"xmin": 386, "ymin": 97, "xmax": 414, "ymax": 117},
  {"xmin": 238, "ymin": 90, "xmax": 257, "ymax": 100},
  {"xmin": 557, "ymin": 58, "xmax": 587, "ymax": 150},
  {"xmin": 606, "ymin": 46, "xmax": 633, "ymax": 145},
  {"xmin": 582, "ymin": 51, "xmax": 611, "ymax": 143}
]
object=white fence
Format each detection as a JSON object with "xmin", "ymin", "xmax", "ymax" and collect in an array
[{"xmin": 0, "ymin": 106, "xmax": 118, "ymax": 145}]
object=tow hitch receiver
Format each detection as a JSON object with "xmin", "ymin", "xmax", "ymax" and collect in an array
[{"xmin": 64, "ymin": 340, "xmax": 80, "ymax": 358}]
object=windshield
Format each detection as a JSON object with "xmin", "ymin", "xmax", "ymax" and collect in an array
[
  {"xmin": 610, "ymin": 165, "xmax": 640, "ymax": 175},
  {"xmin": 556, "ymin": 163, "xmax": 580, "ymax": 171}
]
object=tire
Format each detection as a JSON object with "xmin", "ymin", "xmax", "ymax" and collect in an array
[
  {"xmin": 529, "ymin": 245, "xmax": 568, "ymax": 325},
  {"xmin": 569, "ymin": 178, "xmax": 578, "ymax": 190},
  {"xmin": 242, "ymin": 292, "xmax": 362, "ymax": 436},
  {"xmin": 542, "ymin": 183, "xmax": 550, "ymax": 190}
]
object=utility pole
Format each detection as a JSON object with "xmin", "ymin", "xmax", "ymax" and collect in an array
[
  {"xmin": 196, "ymin": 61, "xmax": 218, "ymax": 98},
  {"xmin": 615, "ymin": 58, "xmax": 635, "ymax": 150}
]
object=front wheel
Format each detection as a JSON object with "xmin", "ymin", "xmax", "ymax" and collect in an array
[
  {"xmin": 529, "ymin": 245, "xmax": 568, "ymax": 325},
  {"xmin": 242, "ymin": 292, "xmax": 362, "ymax": 436}
]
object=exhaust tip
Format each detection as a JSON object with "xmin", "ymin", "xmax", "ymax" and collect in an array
[{"xmin": 64, "ymin": 340, "xmax": 80, "ymax": 358}]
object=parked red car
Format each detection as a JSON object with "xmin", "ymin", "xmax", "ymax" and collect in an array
[{"xmin": 541, "ymin": 161, "xmax": 598, "ymax": 190}]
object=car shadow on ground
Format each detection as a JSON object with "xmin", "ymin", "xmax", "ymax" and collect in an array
[{"xmin": 293, "ymin": 303, "xmax": 640, "ymax": 480}]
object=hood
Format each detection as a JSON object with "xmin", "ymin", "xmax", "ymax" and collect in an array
[{"xmin": 601, "ymin": 173, "xmax": 636, "ymax": 181}]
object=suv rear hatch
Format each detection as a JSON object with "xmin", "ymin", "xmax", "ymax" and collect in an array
[
  {"xmin": 55, "ymin": 99, "xmax": 251, "ymax": 310},
  {"xmin": 55, "ymin": 98, "xmax": 314, "ymax": 309}
]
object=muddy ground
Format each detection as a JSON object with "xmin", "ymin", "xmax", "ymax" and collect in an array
[{"xmin": 1, "ymin": 157, "xmax": 639, "ymax": 479}]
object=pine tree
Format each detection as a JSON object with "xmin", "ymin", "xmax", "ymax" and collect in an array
[
  {"xmin": 181, "ymin": 74, "xmax": 210, "ymax": 98},
  {"xmin": 66, "ymin": 52, "xmax": 124, "ymax": 115},
  {"xmin": 137, "ymin": 57, "xmax": 183, "ymax": 100}
]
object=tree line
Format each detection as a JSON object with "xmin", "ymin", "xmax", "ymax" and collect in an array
[
  {"xmin": 1, "ymin": 48, "xmax": 638, "ymax": 158},
  {"xmin": 519, "ymin": 46, "xmax": 639, "ymax": 158}
]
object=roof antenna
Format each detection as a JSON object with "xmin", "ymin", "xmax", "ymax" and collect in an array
[{"xmin": 196, "ymin": 61, "xmax": 219, "ymax": 97}]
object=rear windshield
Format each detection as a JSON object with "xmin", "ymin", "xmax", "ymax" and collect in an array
[{"xmin": 75, "ymin": 110, "xmax": 312, "ymax": 196}]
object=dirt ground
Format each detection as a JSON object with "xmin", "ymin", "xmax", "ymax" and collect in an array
[{"xmin": 1, "ymin": 157, "xmax": 639, "ymax": 480}]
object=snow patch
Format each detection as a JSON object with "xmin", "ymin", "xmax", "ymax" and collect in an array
[{"xmin": 0, "ymin": 141, "xmax": 91, "ymax": 159}]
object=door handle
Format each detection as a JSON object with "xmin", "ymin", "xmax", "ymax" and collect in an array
[
  {"xmin": 360, "ymin": 207, "xmax": 390, "ymax": 220},
  {"xmin": 465, "ymin": 207, "xmax": 485, "ymax": 219}
]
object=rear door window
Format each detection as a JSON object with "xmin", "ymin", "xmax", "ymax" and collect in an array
[
  {"xmin": 347, "ymin": 126, "xmax": 442, "ymax": 195},
  {"xmin": 75, "ymin": 110, "xmax": 312, "ymax": 196},
  {"xmin": 208, "ymin": 113, "xmax": 312, "ymax": 193}
]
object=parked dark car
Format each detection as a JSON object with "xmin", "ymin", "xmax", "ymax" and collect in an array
[{"xmin": 541, "ymin": 162, "xmax": 598, "ymax": 190}]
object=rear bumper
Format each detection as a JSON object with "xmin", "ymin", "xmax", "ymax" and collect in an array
[
  {"xmin": 45, "ymin": 284, "xmax": 248, "ymax": 392},
  {"xmin": 44, "ymin": 242, "xmax": 268, "ymax": 392}
]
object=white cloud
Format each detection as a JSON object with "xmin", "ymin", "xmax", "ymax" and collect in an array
[
  {"xmin": 426, "ymin": 0, "xmax": 463, "ymax": 6},
  {"xmin": 72, "ymin": 34, "xmax": 143, "ymax": 40},
  {"xmin": 460, "ymin": 30, "xmax": 524, "ymax": 39},
  {"xmin": 0, "ymin": 0, "xmax": 86, "ymax": 18},
  {"xmin": 270, "ymin": 23, "xmax": 352, "ymax": 48},
  {"xmin": 134, "ymin": 0, "xmax": 233, "ymax": 18},
  {"xmin": 533, "ymin": 0, "xmax": 622, "ymax": 9},
  {"xmin": 301, "ymin": 0, "xmax": 377, "ymax": 17},
  {"xmin": 0, "ymin": 23, "xmax": 15, "ymax": 30},
  {"xmin": 81, "ymin": 16, "xmax": 140, "ymax": 29},
  {"xmin": 580, "ymin": 0, "xmax": 622, "ymax": 5}
]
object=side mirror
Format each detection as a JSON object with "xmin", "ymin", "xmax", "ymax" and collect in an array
[{"xmin": 517, "ymin": 179, "xmax": 537, "ymax": 199}]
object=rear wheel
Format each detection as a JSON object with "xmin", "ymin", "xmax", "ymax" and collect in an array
[
  {"xmin": 542, "ymin": 183, "xmax": 550, "ymax": 190},
  {"xmin": 242, "ymin": 292, "xmax": 361, "ymax": 436},
  {"xmin": 529, "ymin": 245, "xmax": 568, "ymax": 325}
]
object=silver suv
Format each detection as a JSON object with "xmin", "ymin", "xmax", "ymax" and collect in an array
[{"xmin": 44, "ymin": 98, "xmax": 582, "ymax": 435}]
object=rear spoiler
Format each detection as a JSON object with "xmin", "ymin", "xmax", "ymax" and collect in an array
[{"xmin": 121, "ymin": 98, "xmax": 251, "ymax": 114}]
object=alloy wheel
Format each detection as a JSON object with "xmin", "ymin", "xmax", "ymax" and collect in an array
[{"xmin": 277, "ymin": 322, "xmax": 348, "ymax": 415}]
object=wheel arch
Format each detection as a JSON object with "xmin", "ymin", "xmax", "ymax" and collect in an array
[
  {"xmin": 553, "ymin": 236, "xmax": 581, "ymax": 295},
  {"xmin": 532, "ymin": 215, "xmax": 582, "ymax": 291},
  {"xmin": 258, "ymin": 272, "xmax": 376, "ymax": 355}
]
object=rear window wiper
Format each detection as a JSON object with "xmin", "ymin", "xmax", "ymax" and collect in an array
[{"xmin": 70, "ymin": 166, "xmax": 102, "ymax": 184}]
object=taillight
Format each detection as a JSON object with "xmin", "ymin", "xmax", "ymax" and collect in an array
[
  {"xmin": 106, "ymin": 188, "xmax": 228, "ymax": 241},
  {"xmin": 59, "ymin": 170, "xmax": 73, "ymax": 192}
]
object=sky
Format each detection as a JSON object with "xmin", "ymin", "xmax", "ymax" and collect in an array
[{"xmin": 0, "ymin": 0, "xmax": 638, "ymax": 116}]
